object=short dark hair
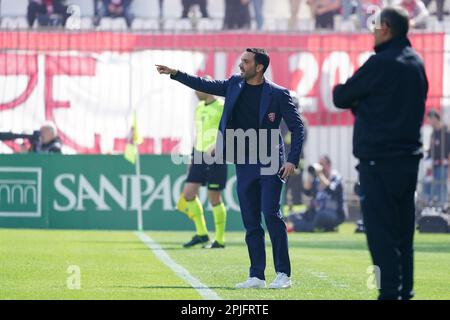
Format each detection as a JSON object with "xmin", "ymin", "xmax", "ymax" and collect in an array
[
  {"xmin": 380, "ymin": 7, "xmax": 410, "ymax": 38},
  {"xmin": 427, "ymin": 109, "xmax": 441, "ymax": 121},
  {"xmin": 321, "ymin": 155, "xmax": 332, "ymax": 166},
  {"xmin": 246, "ymin": 48, "xmax": 270, "ymax": 74}
]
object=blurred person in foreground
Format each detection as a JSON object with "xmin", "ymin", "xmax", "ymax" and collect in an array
[{"xmin": 333, "ymin": 7, "xmax": 428, "ymax": 299}]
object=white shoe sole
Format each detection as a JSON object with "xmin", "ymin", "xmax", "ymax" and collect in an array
[
  {"xmin": 235, "ymin": 284, "xmax": 266, "ymax": 289},
  {"xmin": 268, "ymin": 283, "xmax": 292, "ymax": 289}
]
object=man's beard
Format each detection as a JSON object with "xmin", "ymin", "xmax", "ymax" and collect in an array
[{"xmin": 241, "ymin": 69, "xmax": 256, "ymax": 80}]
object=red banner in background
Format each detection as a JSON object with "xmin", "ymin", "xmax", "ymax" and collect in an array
[{"xmin": 0, "ymin": 32, "xmax": 445, "ymax": 153}]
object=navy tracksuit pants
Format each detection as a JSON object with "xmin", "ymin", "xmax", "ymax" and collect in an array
[
  {"xmin": 358, "ymin": 157, "xmax": 419, "ymax": 300},
  {"xmin": 235, "ymin": 164, "xmax": 291, "ymax": 280}
]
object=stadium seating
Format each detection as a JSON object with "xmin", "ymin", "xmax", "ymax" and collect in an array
[
  {"xmin": 130, "ymin": 0, "xmax": 161, "ymax": 19},
  {"xmin": 0, "ymin": 0, "xmax": 28, "ymax": 17},
  {"xmin": 131, "ymin": 18, "xmax": 160, "ymax": 31},
  {"xmin": 164, "ymin": 18, "xmax": 193, "ymax": 31},
  {"xmin": 162, "ymin": 0, "xmax": 183, "ymax": 18},
  {"xmin": 196, "ymin": 18, "xmax": 222, "ymax": 31},
  {"xmin": 98, "ymin": 17, "xmax": 128, "ymax": 30},
  {"xmin": 1, "ymin": 0, "xmax": 450, "ymax": 32},
  {"xmin": 0, "ymin": 16, "xmax": 28, "ymax": 29},
  {"xmin": 66, "ymin": 0, "xmax": 95, "ymax": 17}
]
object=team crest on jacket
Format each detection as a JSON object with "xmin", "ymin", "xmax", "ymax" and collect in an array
[{"xmin": 268, "ymin": 113, "xmax": 276, "ymax": 122}]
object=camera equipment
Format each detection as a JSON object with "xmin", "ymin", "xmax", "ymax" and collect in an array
[
  {"xmin": 353, "ymin": 181, "xmax": 365, "ymax": 233},
  {"xmin": 417, "ymin": 207, "xmax": 450, "ymax": 233},
  {"xmin": 307, "ymin": 163, "xmax": 323, "ymax": 176},
  {"xmin": 0, "ymin": 131, "xmax": 40, "ymax": 150}
]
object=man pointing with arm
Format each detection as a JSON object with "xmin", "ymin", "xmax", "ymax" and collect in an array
[{"xmin": 157, "ymin": 48, "xmax": 304, "ymax": 289}]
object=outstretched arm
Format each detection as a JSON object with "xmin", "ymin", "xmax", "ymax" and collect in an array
[{"xmin": 156, "ymin": 64, "xmax": 229, "ymax": 97}]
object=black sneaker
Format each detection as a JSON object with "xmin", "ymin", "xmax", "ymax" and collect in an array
[
  {"xmin": 183, "ymin": 235, "xmax": 209, "ymax": 248},
  {"xmin": 204, "ymin": 240, "xmax": 225, "ymax": 249}
]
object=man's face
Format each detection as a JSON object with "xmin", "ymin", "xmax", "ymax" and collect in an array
[
  {"xmin": 40, "ymin": 126, "xmax": 55, "ymax": 144},
  {"xmin": 239, "ymin": 51, "xmax": 259, "ymax": 80},
  {"xmin": 319, "ymin": 157, "xmax": 331, "ymax": 175},
  {"xmin": 373, "ymin": 22, "xmax": 391, "ymax": 47},
  {"xmin": 428, "ymin": 116, "xmax": 440, "ymax": 129}
]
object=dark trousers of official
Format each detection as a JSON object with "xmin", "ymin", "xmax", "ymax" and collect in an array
[
  {"xmin": 358, "ymin": 157, "xmax": 419, "ymax": 300},
  {"xmin": 235, "ymin": 164, "xmax": 291, "ymax": 280}
]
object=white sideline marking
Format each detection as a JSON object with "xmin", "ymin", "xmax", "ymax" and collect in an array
[{"xmin": 134, "ymin": 231, "xmax": 221, "ymax": 300}]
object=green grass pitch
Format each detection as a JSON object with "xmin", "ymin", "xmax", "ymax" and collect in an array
[{"xmin": 1, "ymin": 224, "xmax": 449, "ymax": 300}]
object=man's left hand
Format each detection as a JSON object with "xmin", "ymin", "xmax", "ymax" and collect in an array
[{"xmin": 280, "ymin": 162, "xmax": 296, "ymax": 180}]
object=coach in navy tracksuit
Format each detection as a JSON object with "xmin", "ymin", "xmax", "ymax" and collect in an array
[
  {"xmin": 157, "ymin": 48, "xmax": 304, "ymax": 289},
  {"xmin": 333, "ymin": 8, "xmax": 428, "ymax": 300}
]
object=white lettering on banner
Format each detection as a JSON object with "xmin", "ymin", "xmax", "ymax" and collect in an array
[
  {"xmin": 142, "ymin": 175, "xmax": 172, "ymax": 210},
  {"xmin": 289, "ymin": 52, "xmax": 319, "ymax": 113},
  {"xmin": 77, "ymin": 175, "xmax": 110, "ymax": 210},
  {"xmin": 358, "ymin": 52, "xmax": 373, "ymax": 67},
  {"xmin": 130, "ymin": 175, "xmax": 155, "ymax": 210},
  {"xmin": 53, "ymin": 174, "xmax": 77, "ymax": 211},
  {"xmin": 0, "ymin": 167, "xmax": 42, "ymax": 217},
  {"xmin": 53, "ymin": 174, "xmax": 239, "ymax": 212},
  {"xmin": 100, "ymin": 175, "xmax": 128, "ymax": 210},
  {"xmin": 0, "ymin": 50, "xmax": 205, "ymax": 155},
  {"xmin": 321, "ymin": 52, "xmax": 354, "ymax": 112}
]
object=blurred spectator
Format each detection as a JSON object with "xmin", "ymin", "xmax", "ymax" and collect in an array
[
  {"xmin": 426, "ymin": 109, "xmax": 450, "ymax": 204},
  {"xmin": 289, "ymin": 0, "xmax": 301, "ymax": 29},
  {"xmin": 341, "ymin": 0, "xmax": 354, "ymax": 22},
  {"xmin": 307, "ymin": 0, "xmax": 342, "ymax": 29},
  {"xmin": 31, "ymin": 122, "xmax": 63, "ymax": 154},
  {"xmin": 288, "ymin": 155, "xmax": 346, "ymax": 232},
  {"xmin": 223, "ymin": 0, "xmax": 251, "ymax": 30},
  {"xmin": 96, "ymin": 0, "xmax": 133, "ymax": 28},
  {"xmin": 422, "ymin": 0, "xmax": 445, "ymax": 22},
  {"xmin": 181, "ymin": 0, "xmax": 209, "ymax": 18},
  {"xmin": 356, "ymin": 0, "xmax": 385, "ymax": 30},
  {"xmin": 27, "ymin": 0, "xmax": 69, "ymax": 27},
  {"xmin": 251, "ymin": 0, "xmax": 264, "ymax": 30},
  {"xmin": 159, "ymin": 0, "xmax": 164, "ymax": 19},
  {"xmin": 399, "ymin": 0, "xmax": 429, "ymax": 28}
]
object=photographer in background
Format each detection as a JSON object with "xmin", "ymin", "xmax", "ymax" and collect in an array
[
  {"xmin": 31, "ymin": 122, "xmax": 62, "ymax": 154},
  {"xmin": 289, "ymin": 155, "xmax": 346, "ymax": 232},
  {"xmin": 426, "ymin": 109, "xmax": 450, "ymax": 205}
]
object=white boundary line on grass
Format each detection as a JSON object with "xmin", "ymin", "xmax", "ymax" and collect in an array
[{"xmin": 134, "ymin": 231, "xmax": 222, "ymax": 300}]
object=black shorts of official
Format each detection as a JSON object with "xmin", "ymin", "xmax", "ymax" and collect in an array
[{"xmin": 186, "ymin": 152, "xmax": 228, "ymax": 191}]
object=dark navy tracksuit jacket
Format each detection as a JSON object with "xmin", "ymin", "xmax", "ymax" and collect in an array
[
  {"xmin": 333, "ymin": 36, "xmax": 428, "ymax": 300},
  {"xmin": 171, "ymin": 71, "xmax": 304, "ymax": 279}
]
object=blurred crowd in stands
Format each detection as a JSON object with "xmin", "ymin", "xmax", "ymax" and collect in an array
[{"xmin": 0, "ymin": 0, "xmax": 449, "ymax": 31}]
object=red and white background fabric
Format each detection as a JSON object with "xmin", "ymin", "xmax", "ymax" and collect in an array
[{"xmin": 0, "ymin": 31, "xmax": 448, "ymax": 180}]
